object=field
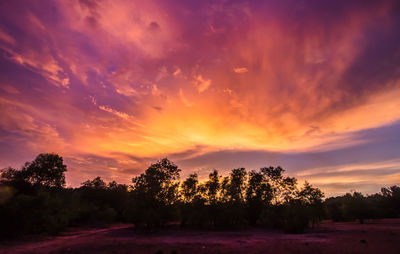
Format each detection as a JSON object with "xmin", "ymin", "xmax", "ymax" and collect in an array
[{"xmin": 1, "ymin": 219, "xmax": 400, "ymax": 254}]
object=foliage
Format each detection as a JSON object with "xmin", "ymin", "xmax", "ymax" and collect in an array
[
  {"xmin": 130, "ymin": 158, "xmax": 181, "ymax": 227},
  {"xmin": 1, "ymin": 153, "xmax": 399, "ymax": 237}
]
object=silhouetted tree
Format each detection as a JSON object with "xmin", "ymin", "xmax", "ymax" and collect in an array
[
  {"xmin": 23, "ymin": 153, "xmax": 67, "ymax": 188},
  {"xmin": 179, "ymin": 173, "xmax": 203, "ymax": 227},
  {"xmin": 246, "ymin": 170, "xmax": 273, "ymax": 225},
  {"xmin": 81, "ymin": 176, "xmax": 107, "ymax": 189},
  {"xmin": 131, "ymin": 158, "xmax": 181, "ymax": 227},
  {"xmin": 219, "ymin": 168, "xmax": 248, "ymax": 227},
  {"xmin": 261, "ymin": 166, "xmax": 297, "ymax": 204},
  {"xmin": 181, "ymin": 173, "xmax": 199, "ymax": 204},
  {"xmin": 225, "ymin": 168, "xmax": 247, "ymax": 203},
  {"xmin": 0, "ymin": 167, "xmax": 32, "ymax": 194},
  {"xmin": 204, "ymin": 170, "xmax": 221, "ymax": 205},
  {"xmin": 348, "ymin": 192, "xmax": 368, "ymax": 224},
  {"xmin": 325, "ymin": 191, "xmax": 373, "ymax": 223},
  {"xmin": 1, "ymin": 153, "xmax": 67, "ymax": 193},
  {"xmin": 380, "ymin": 185, "xmax": 400, "ymax": 217},
  {"xmin": 298, "ymin": 181, "xmax": 324, "ymax": 227}
]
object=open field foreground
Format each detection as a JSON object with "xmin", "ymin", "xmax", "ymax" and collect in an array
[{"xmin": 1, "ymin": 219, "xmax": 400, "ymax": 254}]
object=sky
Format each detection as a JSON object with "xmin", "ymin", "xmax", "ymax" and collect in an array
[{"xmin": 0, "ymin": 0, "xmax": 400, "ymax": 196}]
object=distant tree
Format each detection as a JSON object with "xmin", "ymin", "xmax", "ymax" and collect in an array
[
  {"xmin": 81, "ymin": 177, "xmax": 107, "ymax": 189},
  {"xmin": 325, "ymin": 191, "xmax": 370, "ymax": 224},
  {"xmin": 108, "ymin": 181, "xmax": 127, "ymax": 190}
]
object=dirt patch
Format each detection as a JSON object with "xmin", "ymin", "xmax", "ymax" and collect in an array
[{"xmin": 1, "ymin": 219, "xmax": 400, "ymax": 254}]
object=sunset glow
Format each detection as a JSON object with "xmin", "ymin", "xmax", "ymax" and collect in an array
[{"xmin": 1, "ymin": 0, "xmax": 400, "ymax": 196}]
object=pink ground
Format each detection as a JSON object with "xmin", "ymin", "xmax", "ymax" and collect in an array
[{"xmin": 1, "ymin": 219, "xmax": 400, "ymax": 254}]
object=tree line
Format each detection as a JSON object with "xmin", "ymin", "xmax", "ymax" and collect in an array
[{"xmin": 0, "ymin": 153, "xmax": 399, "ymax": 237}]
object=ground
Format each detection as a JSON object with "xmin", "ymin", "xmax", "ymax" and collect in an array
[{"xmin": 1, "ymin": 219, "xmax": 400, "ymax": 254}]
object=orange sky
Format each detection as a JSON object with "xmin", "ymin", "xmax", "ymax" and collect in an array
[{"xmin": 1, "ymin": 0, "xmax": 400, "ymax": 196}]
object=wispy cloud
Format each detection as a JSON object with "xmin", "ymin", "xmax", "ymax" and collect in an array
[
  {"xmin": 233, "ymin": 67, "xmax": 248, "ymax": 74},
  {"xmin": 194, "ymin": 75, "xmax": 212, "ymax": 93}
]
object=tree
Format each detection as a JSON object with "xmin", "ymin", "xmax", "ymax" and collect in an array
[
  {"xmin": 225, "ymin": 168, "xmax": 247, "ymax": 203},
  {"xmin": 1, "ymin": 154, "xmax": 67, "ymax": 189},
  {"xmin": 81, "ymin": 177, "xmax": 107, "ymax": 189},
  {"xmin": 381, "ymin": 186, "xmax": 400, "ymax": 216},
  {"xmin": 348, "ymin": 192, "xmax": 368, "ymax": 224},
  {"xmin": 204, "ymin": 170, "xmax": 221, "ymax": 204},
  {"xmin": 246, "ymin": 170, "xmax": 273, "ymax": 225},
  {"xmin": 246, "ymin": 170, "xmax": 273, "ymax": 204},
  {"xmin": 131, "ymin": 158, "xmax": 181, "ymax": 227},
  {"xmin": 217, "ymin": 168, "xmax": 248, "ymax": 227},
  {"xmin": 132, "ymin": 158, "xmax": 181, "ymax": 205},
  {"xmin": 180, "ymin": 173, "xmax": 203, "ymax": 227},
  {"xmin": 298, "ymin": 181, "xmax": 324, "ymax": 227},
  {"xmin": 0, "ymin": 167, "xmax": 31, "ymax": 193},
  {"xmin": 261, "ymin": 166, "xmax": 297, "ymax": 204},
  {"xmin": 23, "ymin": 153, "xmax": 67, "ymax": 188},
  {"xmin": 298, "ymin": 181, "xmax": 324, "ymax": 205},
  {"xmin": 181, "ymin": 173, "xmax": 199, "ymax": 203}
]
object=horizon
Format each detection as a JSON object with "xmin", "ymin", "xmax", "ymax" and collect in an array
[{"xmin": 1, "ymin": 0, "xmax": 400, "ymax": 197}]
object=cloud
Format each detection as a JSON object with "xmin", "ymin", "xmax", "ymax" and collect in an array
[
  {"xmin": 98, "ymin": 105, "xmax": 130, "ymax": 119},
  {"xmin": 0, "ymin": 27, "xmax": 15, "ymax": 45},
  {"xmin": 0, "ymin": 98, "xmax": 66, "ymax": 164},
  {"xmin": 151, "ymin": 84, "xmax": 161, "ymax": 96},
  {"xmin": 193, "ymin": 75, "xmax": 212, "ymax": 93},
  {"xmin": 233, "ymin": 67, "xmax": 248, "ymax": 73},
  {"xmin": 0, "ymin": 0, "xmax": 400, "ymax": 194},
  {"xmin": 173, "ymin": 67, "xmax": 181, "ymax": 76},
  {"xmin": 178, "ymin": 88, "xmax": 193, "ymax": 107}
]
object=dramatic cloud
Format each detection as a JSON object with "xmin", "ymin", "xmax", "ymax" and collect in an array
[{"xmin": 0, "ymin": 0, "xmax": 400, "ymax": 195}]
